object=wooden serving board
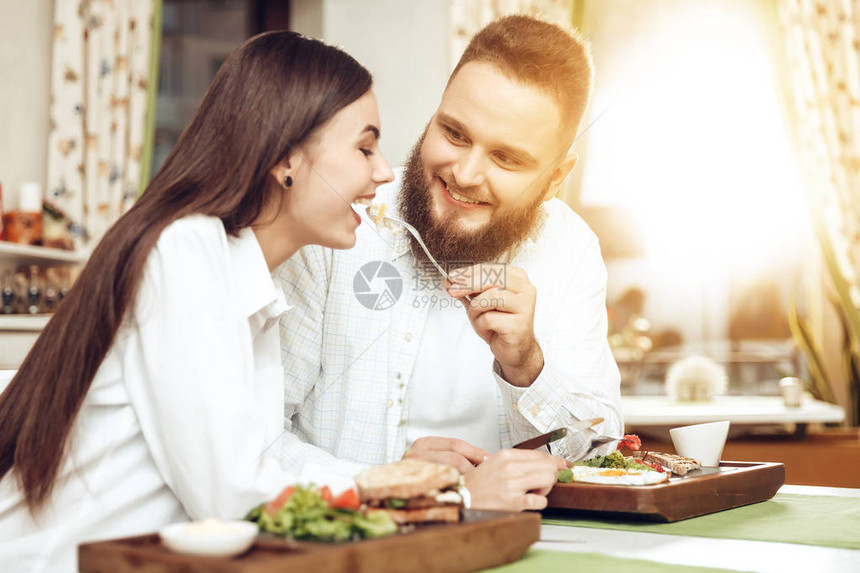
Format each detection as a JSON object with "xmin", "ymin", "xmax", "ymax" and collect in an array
[
  {"xmin": 78, "ymin": 510, "xmax": 539, "ymax": 573},
  {"xmin": 545, "ymin": 461, "xmax": 785, "ymax": 522}
]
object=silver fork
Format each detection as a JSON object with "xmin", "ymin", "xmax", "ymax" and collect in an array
[
  {"xmin": 581, "ymin": 433, "xmax": 634, "ymax": 459},
  {"xmin": 363, "ymin": 205, "xmax": 472, "ymax": 301}
]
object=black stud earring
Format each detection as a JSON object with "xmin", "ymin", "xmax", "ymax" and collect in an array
[{"xmin": 284, "ymin": 175, "xmax": 293, "ymax": 188}]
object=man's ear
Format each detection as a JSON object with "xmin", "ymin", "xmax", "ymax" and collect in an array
[{"xmin": 541, "ymin": 152, "xmax": 578, "ymax": 202}]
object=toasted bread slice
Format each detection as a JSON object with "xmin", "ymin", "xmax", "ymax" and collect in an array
[
  {"xmin": 356, "ymin": 459, "xmax": 459, "ymax": 501},
  {"xmin": 381, "ymin": 505, "xmax": 461, "ymax": 524}
]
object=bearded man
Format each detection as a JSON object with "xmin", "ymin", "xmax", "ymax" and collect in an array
[{"xmin": 276, "ymin": 15, "xmax": 622, "ymax": 512}]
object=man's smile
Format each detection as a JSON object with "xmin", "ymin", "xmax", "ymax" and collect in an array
[{"xmin": 438, "ymin": 177, "xmax": 490, "ymax": 210}]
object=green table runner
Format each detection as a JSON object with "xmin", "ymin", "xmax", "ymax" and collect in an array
[
  {"xmin": 542, "ymin": 493, "xmax": 860, "ymax": 550},
  {"xmin": 486, "ymin": 549, "xmax": 749, "ymax": 573}
]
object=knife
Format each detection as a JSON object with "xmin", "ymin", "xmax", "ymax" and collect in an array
[{"xmin": 513, "ymin": 417, "xmax": 604, "ymax": 450}]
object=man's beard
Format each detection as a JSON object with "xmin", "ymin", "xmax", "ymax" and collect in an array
[{"xmin": 398, "ymin": 135, "xmax": 546, "ymax": 267}]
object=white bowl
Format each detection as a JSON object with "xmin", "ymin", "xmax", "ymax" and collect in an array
[
  {"xmin": 669, "ymin": 420, "xmax": 730, "ymax": 467},
  {"xmin": 159, "ymin": 519, "xmax": 258, "ymax": 558}
]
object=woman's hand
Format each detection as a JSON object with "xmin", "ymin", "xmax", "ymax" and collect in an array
[
  {"xmin": 463, "ymin": 449, "xmax": 569, "ymax": 512},
  {"xmin": 403, "ymin": 436, "xmax": 490, "ymax": 474}
]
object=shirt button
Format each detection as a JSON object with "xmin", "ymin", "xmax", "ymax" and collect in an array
[
  {"xmin": 531, "ymin": 405, "xmax": 541, "ymax": 416},
  {"xmin": 512, "ymin": 401, "xmax": 519, "ymax": 412},
  {"xmin": 387, "ymin": 399, "xmax": 394, "ymax": 408},
  {"xmin": 404, "ymin": 333, "xmax": 413, "ymax": 342},
  {"xmin": 396, "ymin": 372, "xmax": 402, "ymax": 379}
]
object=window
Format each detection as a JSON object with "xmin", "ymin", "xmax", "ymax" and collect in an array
[
  {"xmin": 571, "ymin": 0, "xmax": 811, "ymax": 393},
  {"xmin": 152, "ymin": 0, "xmax": 289, "ymax": 177}
]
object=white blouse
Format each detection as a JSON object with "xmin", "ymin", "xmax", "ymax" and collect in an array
[{"xmin": 0, "ymin": 216, "xmax": 357, "ymax": 573}]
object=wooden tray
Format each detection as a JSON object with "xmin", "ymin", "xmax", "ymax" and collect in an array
[
  {"xmin": 545, "ymin": 461, "xmax": 785, "ymax": 522},
  {"xmin": 78, "ymin": 510, "xmax": 539, "ymax": 573}
]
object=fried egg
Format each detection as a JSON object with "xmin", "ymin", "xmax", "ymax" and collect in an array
[{"xmin": 571, "ymin": 466, "xmax": 669, "ymax": 486}]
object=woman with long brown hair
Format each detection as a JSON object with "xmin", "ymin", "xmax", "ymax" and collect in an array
[{"xmin": 0, "ymin": 31, "xmax": 393, "ymax": 571}]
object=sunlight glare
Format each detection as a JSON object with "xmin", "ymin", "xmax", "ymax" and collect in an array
[{"xmin": 580, "ymin": 2, "xmax": 809, "ymax": 279}]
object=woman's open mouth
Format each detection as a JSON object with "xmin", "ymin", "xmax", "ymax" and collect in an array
[{"xmin": 351, "ymin": 195, "xmax": 376, "ymax": 224}]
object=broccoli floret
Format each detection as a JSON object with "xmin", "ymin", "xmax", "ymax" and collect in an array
[
  {"xmin": 600, "ymin": 450, "xmax": 627, "ymax": 468},
  {"xmin": 573, "ymin": 455, "xmax": 605, "ymax": 467}
]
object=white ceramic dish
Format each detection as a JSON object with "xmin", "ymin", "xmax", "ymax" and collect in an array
[
  {"xmin": 159, "ymin": 519, "xmax": 258, "ymax": 558},
  {"xmin": 669, "ymin": 420, "xmax": 730, "ymax": 467}
]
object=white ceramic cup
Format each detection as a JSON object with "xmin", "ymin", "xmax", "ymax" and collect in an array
[
  {"xmin": 669, "ymin": 420, "xmax": 730, "ymax": 467},
  {"xmin": 779, "ymin": 377, "xmax": 804, "ymax": 408}
]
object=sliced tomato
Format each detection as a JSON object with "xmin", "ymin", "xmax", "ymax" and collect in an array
[
  {"xmin": 316, "ymin": 485, "xmax": 333, "ymax": 505},
  {"xmin": 265, "ymin": 485, "xmax": 295, "ymax": 516},
  {"xmin": 641, "ymin": 459, "xmax": 664, "ymax": 473},
  {"xmin": 616, "ymin": 434, "xmax": 642, "ymax": 451},
  {"xmin": 330, "ymin": 488, "xmax": 361, "ymax": 511}
]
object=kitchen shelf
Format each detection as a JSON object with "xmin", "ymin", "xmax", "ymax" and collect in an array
[
  {"xmin": 0, "ymin": 242, "xmax": 87, "ymax": 267},
  {"xmin": 0, "ymin": 244, "xmax": 86, "ymax": 352},
  {"xmin": 0, "ymin": 314, "xmax": 52, "ymax": 331}
]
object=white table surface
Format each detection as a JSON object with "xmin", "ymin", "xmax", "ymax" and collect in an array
[
  {"xmin": 622, "ymin": 395, "xmax": 846, "ymax": 426},
  {"xmin": 536, "ymin": 485, "xmax": 860, "ymax": 573}
]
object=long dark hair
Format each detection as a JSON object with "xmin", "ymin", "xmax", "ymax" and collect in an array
[{"xmin": 0, "ymin": 31, "xmax": 372, "ymax": 512}]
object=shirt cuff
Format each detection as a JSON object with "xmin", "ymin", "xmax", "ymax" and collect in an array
[
  {"xmin": 493, "ymin": 359, "xmax": 567, "ymax": 440},
  {"xmin": 493, "ymin": 359, "xmax": 623, "ymax": 461}
]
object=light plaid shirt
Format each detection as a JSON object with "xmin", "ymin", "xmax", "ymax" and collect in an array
[{"xmin": 276, "ymin": 174, "xmax": 622, "ymax": 475}]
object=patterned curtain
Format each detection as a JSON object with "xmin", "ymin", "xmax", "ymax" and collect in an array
[
  {"xmin": 449, "ymin": 0, "xmax": 575, "ymax": 70},
  {"xmin": 776, "ymin": 0, "xmax": 860, "ymax": 418},
  {"xmin": 47, "ymin": 0, "xmax": 156, "ymax": 249}
]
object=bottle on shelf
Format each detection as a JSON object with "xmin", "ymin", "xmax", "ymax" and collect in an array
[
  {"xmin": 58, "ymin": 270, "xmax": 70, "ymax": 303},
  {"xmin": 3, "ymin": 182, "xmax": 43, "ymax": 246},
  {"xmin": 44, "ymin": 271, "xmax": 58, "ymax": 313},
  {"xmin": 27, "ymin": 265, "xmax": 41, "ymax": 314},
  {"xmin": 1, "ymin": 269, "xmax": 13, "ymax": 314}
]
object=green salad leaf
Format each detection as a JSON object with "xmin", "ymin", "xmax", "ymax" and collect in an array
[
  {"xmin": 570, "ymin": 450, "xmax": 661, "ymax": 472},
  {"xmin": 354, "ymin": 510, "xmax": 399, "ymax": 538},
  {"xmin": 385, "ymin": 498, "xmax": 407, "ymax": 509},
  {"xmin": 244, "ymin": 502, "xmax": 264, "ymax": 522},
  {"xmin": 246, "ymin": 484, "xmax": 397, "ymax": 542}
]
